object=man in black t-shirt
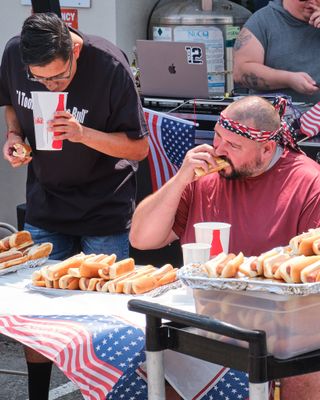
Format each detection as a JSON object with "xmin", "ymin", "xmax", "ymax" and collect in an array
[{"xmin": 0, "ymin": 12, "xmax": 148, "ymax": 400}]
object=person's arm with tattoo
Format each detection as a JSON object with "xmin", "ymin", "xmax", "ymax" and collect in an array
[{"xmin": 233, "ymin": 28, "xmax": 319, "ymax": 96}]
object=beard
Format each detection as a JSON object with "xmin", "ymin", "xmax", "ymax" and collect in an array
[{"xmin": 218, "ymin": 155, "xmax": 264, "ymax": 180}]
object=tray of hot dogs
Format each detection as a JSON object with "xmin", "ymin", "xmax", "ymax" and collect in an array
[
  {"xmin": 0, "ymin": 230, "xmax": 53, "ymax": 276},
  {"xmin": 27, "ymin": 252, "xmax": 181, "ymax": 297},
  {"xmin": 178, "ymin": 228, "xmax": 320, "ymax": 296}
]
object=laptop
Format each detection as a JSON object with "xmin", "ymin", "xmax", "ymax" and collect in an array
[{"xmin": 136, "ymin": 40, "xmax": 209, "ymax": 99}]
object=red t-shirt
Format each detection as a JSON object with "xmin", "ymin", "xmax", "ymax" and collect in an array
[{"xmin": 173, "ymin": 149, "xmax": 320, "ymax": 256}]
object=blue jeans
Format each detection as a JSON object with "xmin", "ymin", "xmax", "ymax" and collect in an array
[{"xmin": 24, "ymin": 223, "xmax": 129, "ymax": 261}]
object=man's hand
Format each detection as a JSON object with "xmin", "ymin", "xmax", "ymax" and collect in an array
[
  {"xmin": 287, "ymin": 71, "xmax": 320, "ymax": 95},
  {"xmin": 47, "ymin": 111, "xmax": 85, "ymax": 144},
  {"xmin": 3, "ymin": 133, "xmax": 32, "ymax": 168},
  {"xmin": 309, "ymin": 8, "xmax": 320, "ymax": 28},
  {"xmin": 175, "ymin": 144, "xmax": 217, "ymax": 185}
]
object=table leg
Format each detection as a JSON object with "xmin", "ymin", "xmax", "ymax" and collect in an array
[
  {"xmin": 146, "ymin": 350, "xmax": 166, "ymax": 400},
  {"xmin": 249, "ymin": 382, "xmax": 269, "ymax": 400}
]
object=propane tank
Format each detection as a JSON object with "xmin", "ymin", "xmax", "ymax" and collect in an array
[{"xmin": 148, "ymin": 0, "xmax": 251, "ymax": 96}]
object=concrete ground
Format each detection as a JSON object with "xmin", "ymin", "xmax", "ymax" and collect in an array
[{"xmin": 0, "ymin": 334, "xmax": 84, "ymax": 400}]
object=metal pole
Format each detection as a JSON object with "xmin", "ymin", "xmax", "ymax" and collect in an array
[
  {"xmin": 201, "ymin": 0, "xmax": 213, "ymax": 11},
  {"xmin": 0, "ymin": 369, "xmax": 27, "ymax": 376},
  {"xmin": 249, "ymin": 382, "xmax": 269, "ymax": 400},
  {"xmin": 146, "ymin": 351, "xmax": 166, "ymax": 400}
]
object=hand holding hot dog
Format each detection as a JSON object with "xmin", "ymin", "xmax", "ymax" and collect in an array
[
  {"xmin": 3, "ymin": 135, "xmax": 32, "ymax": 168},
  {"xmin": 176, "ymin": 144, "xmax": 229, "ymax": 185}
]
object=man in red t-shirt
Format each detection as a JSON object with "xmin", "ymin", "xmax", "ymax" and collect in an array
[{"xmin": 130, "ymin": 95, "xmax": 320, "ymax": 400}]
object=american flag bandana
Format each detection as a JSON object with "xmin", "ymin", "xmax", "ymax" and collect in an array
[{"xmin": 217, "ymin": 97, "xmax": 302, "ymax": 153}]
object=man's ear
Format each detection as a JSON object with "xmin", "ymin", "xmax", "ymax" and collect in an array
[
  {"xmin": 262, "ymin": 140, "xmax": 277, "ymax": 158},
  {"xmin": 73, "ymin": 43, "xmax": 81, "ymax": 60}
]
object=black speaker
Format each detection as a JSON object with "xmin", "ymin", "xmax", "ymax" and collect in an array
[{"xmin": 31, "ymin": 0, "xmax": 61, "ymax": 17}]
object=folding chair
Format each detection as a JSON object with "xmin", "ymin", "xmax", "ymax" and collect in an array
[
  {"xmin": 0, "ymin": 222, "xmax": 28, "ymax": 377},
  {"xmin": 128, "ymin": 299, "xmax": 320, "ymax": 400}
]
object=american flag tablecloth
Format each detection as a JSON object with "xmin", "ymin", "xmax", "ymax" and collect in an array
[
  {"xmin": 0, "ymin": 314, "xmax": 272, "ymax": 400},
  {"xmin": 0, "ymin": 314, "xmax": 146, "ymax": 400}
]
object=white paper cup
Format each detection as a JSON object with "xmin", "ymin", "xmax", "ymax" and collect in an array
[
  {"xmin": 31, "ymin": 91, "xmax": 68, "ymax": 151},
  {"xmin": 194, "ymin": 222, "xmax": 231, "ymax": 256},
  {"xmin": 181, "ymin": 242, "xmax": 211, "ymax": 266}
]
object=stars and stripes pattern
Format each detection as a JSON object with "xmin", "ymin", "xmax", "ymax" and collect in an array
[
  {"xmin": 0, "ymin": 315, "xmax": 145, "ymax": 400},
  {"xmin": 106, "ymin": 367, "xmax": 148, "ymax": 399},
  {"xmin": 144, "ymin": 108, "xmax": 196, "ymax": 191},
  {"xmin": 200, "ymin": 369, "xmax": 249, "ymax": 400},
  {"xmin": 0, "ymin": 315, "xmax": 275, "ymax": 400},
  {"xmin": 300, "ymin": 102, "xmax": 320, "ymax": 137}
]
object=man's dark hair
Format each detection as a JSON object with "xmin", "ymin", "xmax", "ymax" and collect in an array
[{"xmin": 20, "ymin": 12, "xmax": 73, "ymax": 66}]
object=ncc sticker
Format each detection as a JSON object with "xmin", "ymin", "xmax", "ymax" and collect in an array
[{"xmin": 185, "ymin": 46, "xmax": 204, "ymax": 65}]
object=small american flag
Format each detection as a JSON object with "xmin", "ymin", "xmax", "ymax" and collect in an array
[
  {"xmin": 144, "ymin": 108, "xmax": 196, "ymax": 191},
  {"xmin": 0, "ymin": 315, "xmax": 145, "ymax": 400},
  {"xmin": 300, "ymin": 102, "xmax": 320, "ymax": 137}
]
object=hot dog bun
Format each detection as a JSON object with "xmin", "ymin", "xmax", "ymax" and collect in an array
[
  {"xmin": 300, "ymin": 260, "xmax": 320, "ymax": 283},
  {"xmin": 59, "ymin": 274, "xmax": 80, "ymax": 290},
  {"xmin": 297, "ymin": 233, "xmax": 320, "ymax": 256},
  {"xmin": 204, "ymin": 252, "xmax": 228, "ymax": 277},
  {"xmin": 194, "ymin": 157, "xmax": 230, "ymax": 177},
  {"xmin": 122, "ymin": 266, "xmax": 156, "ymax": 294},
  {"xmin": 8, "ymin": 230, "xmax": 33, "ymax": 250},
  {"xmin": 279, "ymin": 255, "xmax": 320, "ymax": 283},
  {"xmin": 158, "ymin": 269, "xmax": 178, "ymax": 286},
  {"xmin": 289, "ymin": 228, "xmax": 320, "ymax": 255},
  {"xmin": 263, "ymin": 253, "xmax": 291, "ymax": 279},
  {"xmin": 79, "ymin": 277, "xmax": 100, "ymax": 291},
  {"xmin": 250, "ymin": 248, "xmax": 281, "ymax": 276},
  {"xmin": 132, "ymin": 275, "xmax": 159, "ymax": 294},
  {"xmin": 0, "ymin": 249, "xmax": 24, "ymax": 264},
  {"xmin": 238, "ymin": 256, "xmax": 259, "ymax": 277},
  {"xmin": 150, "ymin": 264, "xmax": 174, "ymax": 280},
  {"xmin": 32, "ymin": 269, "xmax": 46, "ymax": 287},
  {"xmin": 312, "ymin": 238, "xmax": 320, "ymax": 255},
  {"xmin": 68, "ymin": 267, "xmax": 82, "ymax": 278},
  {"xmin": 105, "ymin": 270, "xmax": 138, "ymax": 293},
  {"xmin": 80, "ymin": 253, "xmax": 116, "ymax": 278},
  {"xmin": 220, "ymin": 252, "xmax": 244, "ymax": 278},
  {"xmin": 0, "ymin": 236, "xmax": 11, "ymax": 251},
  {"xmin": 47, "ymin": 254, "xmax": 85, "ymax": 280},
  {"xmin": 95, "ymin": 278, "xmax": 109, "ymax": 292},
  {"xmin": 25, "ymin": 242, "xmax": 53, "ymax": 260},
  {"xmin": 12, "ymin": 142, "xmax": 32, "ymax": 159},
  {"xmin": 109, "ymin": 258, "xmax": 135, "ymax": 279}
]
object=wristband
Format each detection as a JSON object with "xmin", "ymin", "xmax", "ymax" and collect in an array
[{"xmin": 6, "ymin": 130, "xmax": 22, "ymax": 139}]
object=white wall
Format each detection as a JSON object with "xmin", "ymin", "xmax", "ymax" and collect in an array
[
  {"xmin": 116, "ymin": 0, "xmax": 159, "ymax": 62},
  {"xmin": 0, "ymin": 0, "xmax": 158, "ymax": 227}
]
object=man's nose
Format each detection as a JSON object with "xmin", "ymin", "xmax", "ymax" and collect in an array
[
  {"xmin": 42, "ymin": 81, "xmax": 57, "ymax": 91},
  {"xmin": 213, "ymin": 138, "xmax": 227, "ymax": 156}
]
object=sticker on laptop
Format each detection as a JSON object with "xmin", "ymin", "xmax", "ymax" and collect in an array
[{"xmin": 185, "ymin": 46, "xmax": 204, "ymax": 65}]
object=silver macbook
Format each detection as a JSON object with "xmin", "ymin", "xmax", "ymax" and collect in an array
[{"xmin": 136, "ymin": 40, "xmax": 209, "ymax": 99}]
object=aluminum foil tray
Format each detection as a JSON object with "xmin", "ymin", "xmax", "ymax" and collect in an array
[
  {"xmin": 177, "ymin": 264, "xmax": 320, "ymax": 296},
  {"xmin": 0, "ymin": 257, "xmax": 48, "ymax": 277}
]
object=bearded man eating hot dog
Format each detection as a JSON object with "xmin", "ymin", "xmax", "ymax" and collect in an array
[{"xmin": 130, "ymin": 95, "xmax": 320, "ymax": 400}]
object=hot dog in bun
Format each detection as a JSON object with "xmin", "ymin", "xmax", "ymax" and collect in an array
[
  {"xmin": 194, "ymin": 157, "xmax": 230, "ymax": 177},
  {"xmin": 12, "ymin": 143, "xmax": 32, "ymax": 159}
]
